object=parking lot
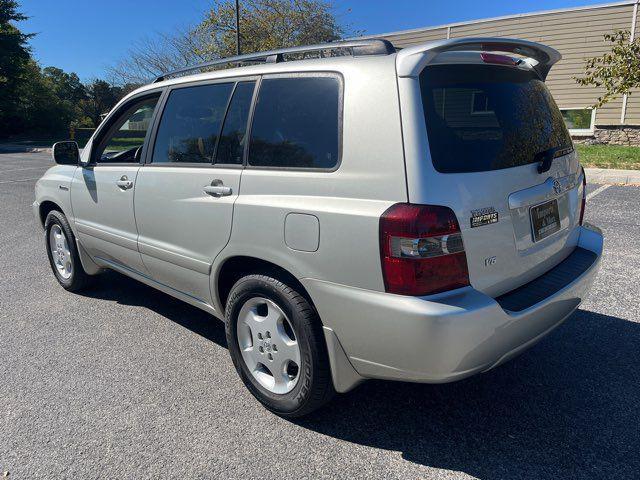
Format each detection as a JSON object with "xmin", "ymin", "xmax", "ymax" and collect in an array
[{"xmin": 1, "ymin": 151, "xmax": 639, "ymax": 479}]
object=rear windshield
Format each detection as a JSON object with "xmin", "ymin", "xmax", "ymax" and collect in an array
[{"xmin": 419, "ymin": 64, "xmax": 572, "ymax": 173}]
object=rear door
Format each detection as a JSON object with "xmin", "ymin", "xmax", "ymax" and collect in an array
[
  {"xmin": 134, "ymin": 79, "xmax": 256, "ymax": 304},
  {"xmin": 408, "ymin": 62, "xmax": 584, "ymax": 297}
]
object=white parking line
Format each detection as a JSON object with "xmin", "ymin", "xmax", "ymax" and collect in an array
[
  {"xmin": 0, "ymin": 166, "xmax": 49, "ymax": 174},
  {"xmin": 586, "ymin": 184, "xmax": 611, "ymax": 202},
  {"xmin": 0, "ymin": 177, "xmax": 41, "ymax": 184}
]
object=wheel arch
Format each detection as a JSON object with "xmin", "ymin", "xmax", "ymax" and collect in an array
[
  {"xmin": 38, "ymin": 200, "xmax": 63, "ymax": 227},
  {"xmin": 215, "ymin": 254, "xmax": 365, "ymax": 394},
  {"xmin": 215, "ymin": 255, "xmax": 315, "ymax": 314},
  {"xmin": 39, "ymin": 200, "xmax": 102, "ymax": 276}
]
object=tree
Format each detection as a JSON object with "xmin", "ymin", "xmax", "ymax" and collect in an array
[
  {"xmin": 576, "ymin": 30, "xmax": 640, "ymax": 107},
  {"xmin": 42, "ymin": 66, "xmax": 85, "ymax": 104},
  {"xmin": 109, "ymin": 0, "xmax": 353, "ymax": 84},
  {"xmin": 42, "ymin": 67, "xmax": 87, "ymax": 129},
  {"xmin": 79, "ymin": 80, "xmax": 123, "ymax": 127},
  {"xmin": 108, "ymin": 29, "xmax": 209, "ymax": 85},
  {"xmin": 196, "ymin": 0, "xmax": 346, "ymax": 58},
  {"xmin": 0, "ymin": 1, "xmax": 127, "ymax": 135},
  {"xmin": 0, "ymin": 0, "xmax": 33, "ymax": 134},
  {"xmin": 16, "ymin": 59, "xmax": 76, "ymax": 133}
]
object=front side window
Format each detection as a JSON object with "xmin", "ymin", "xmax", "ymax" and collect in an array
[
  {"xmin": 152, "ymin": 83, "xmax": 234, "ymax": 164},
  {"xmin": 248, "ymin": 76, "xmax": 340, "ymax": 169},
  {"xmin": 95, "ymin": 95, "xmax": 160, "ymax": 164}
]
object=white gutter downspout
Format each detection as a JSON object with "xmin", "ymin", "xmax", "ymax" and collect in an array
[{"xmin": 620, "ymin": 0, "xmax": 639, "ymax": 123}]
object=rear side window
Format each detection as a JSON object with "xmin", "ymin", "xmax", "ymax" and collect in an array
[
  {"xmin": 420, "ymin": 64, "xmax": 572, "ymax": 173},
  {"xmin": 216, "ymin": 81, "xmax": 255, "ymax": 165},
  {"xmin": 152, "ymin": 83, "xmax": 233, "ymax": 164},
  {"xmin": 248, "ymin": 76, "xmax": 340, "ymax": 169}
]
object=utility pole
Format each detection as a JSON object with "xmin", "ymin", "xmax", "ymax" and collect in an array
[{"xmin": 235, "ymin": 0, "xmax": 241, "ymax": 55}]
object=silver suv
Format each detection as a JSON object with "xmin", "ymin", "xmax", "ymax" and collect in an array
[{"xmin": 34, "ymin": 38, "xmax": 603, "ymax": 417}]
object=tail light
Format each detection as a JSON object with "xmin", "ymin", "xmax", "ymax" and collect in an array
[
  {"xmin": 379, "ymin": 203, "xmax": 470, "ymax": 296},
  {"xmin": 480, "ymin": 52, "xmax": 518, "ymax": 66},
  {"xmin": 579, "ymin": 167, "xmax": 587, "ymax": 225}
]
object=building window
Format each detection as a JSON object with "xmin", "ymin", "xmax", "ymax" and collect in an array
[
  {"xmin": 470, "ymin": 91, "xmax": 493, "ymax": 115},
  {"xmin": 560, "ymin": 108, "xmax": 595, "ymax": 135}
]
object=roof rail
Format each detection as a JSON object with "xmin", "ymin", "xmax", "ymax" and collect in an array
[{"xmin": 153, "ymin": 39, "xmax": 395, "ymax": 83}]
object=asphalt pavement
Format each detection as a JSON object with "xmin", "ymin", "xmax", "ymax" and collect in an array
[{"xmin": 1, "ymin": 152, "xmax": 639, "ymax": 479}]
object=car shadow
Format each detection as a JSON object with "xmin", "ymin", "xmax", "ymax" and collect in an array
[
  {"xmin": 295, "ymin": 308, "xmax": 640, "ymax": 479},
  {"xmin": 81, "ymin": 270, "xmax": 227, "ymax": 348},
  {"xmin": 82, "ymin": 271, "xmax": 639, "ymax": 479}
]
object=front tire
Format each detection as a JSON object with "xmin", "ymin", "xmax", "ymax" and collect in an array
[
  {"xmin": 225, "ymin": 274, "xmax": 334, "ymax": 417},
  {"xmin": 44, "ymin": 210, "xmax": 93, "ymax": 292}
]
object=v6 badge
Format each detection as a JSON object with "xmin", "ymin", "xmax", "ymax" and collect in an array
[{"xmin": 471, "ymin": 207, "xmax": 499, "ymax": 228}]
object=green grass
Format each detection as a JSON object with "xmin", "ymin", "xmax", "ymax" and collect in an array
[
  {"xmin": 576, "ymin": 144, "xmax": 640, "ymax": 170},
  {"xmin": 103, "ymin": 137, "xmax": 144, "ymax": 151}
]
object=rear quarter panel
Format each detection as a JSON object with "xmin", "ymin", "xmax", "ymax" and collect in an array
[{"xmin": 212, "ymin": 57, "xmax": 408, "ymax": 308}]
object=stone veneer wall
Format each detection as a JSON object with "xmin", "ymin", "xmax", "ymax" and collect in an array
[{"xmin": 573, "ymin": 126, "xmax": 640, "ymax": 146}]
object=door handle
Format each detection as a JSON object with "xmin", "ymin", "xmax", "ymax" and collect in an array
[
  {"xmin": 116, "ymin": 175, "xmax": 133, "ymax": 190},
  {"xmin": 203, "ymin": 180, "xmax": 232, "ymax": 197}
]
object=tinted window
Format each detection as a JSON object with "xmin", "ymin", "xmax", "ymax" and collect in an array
[
  {"xmin": 248, "ymin": 77, "xmax": 339, "ymax": 169},
  {"xmin": 216, "ymin": 81, "xmax": 255, "ymax": 165},
  {"xmin": 95, "ymin": 96, "xmax": 160, "ymax": 164},
  {"xmin": 420, "ymin": 65, "xmax": 572, "ymax": 173},
  {"xmin": 152, "ymin": 83, "xmax": 233, "ymax": 164}
]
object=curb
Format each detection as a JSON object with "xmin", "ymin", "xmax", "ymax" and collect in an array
[
  {"xmin": 585, "ymin": 168, "xmax": 640, "ymax": 185},
  {"xmin": 0, "ymin": 145, "xmax": 52, "ymax": 154}
]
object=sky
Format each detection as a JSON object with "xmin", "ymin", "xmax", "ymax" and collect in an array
[{"xmin": 20, "ymin": 0, "xmax": 611, "ymax": 81}]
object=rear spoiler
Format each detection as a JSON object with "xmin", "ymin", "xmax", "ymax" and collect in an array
[{"xmin": 395, "ymin": 37, "xmax": 561, "ymax": 80}]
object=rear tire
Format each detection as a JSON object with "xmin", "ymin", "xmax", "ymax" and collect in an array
[
  {"xmin": 225, "ymin": 274, "xmax": 334, "ymax": 417},
  {"xmin": 44, "ymin": 210, "xmax": 93, "ymax": 292}
]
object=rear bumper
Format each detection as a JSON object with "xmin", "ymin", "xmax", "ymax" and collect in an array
[{"xmin": 303, "ymin": 224, "xmax": 603, "ymax": 389}]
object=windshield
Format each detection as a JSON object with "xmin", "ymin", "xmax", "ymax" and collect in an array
[{"xmin": 419, "ymin": 64, "xmax": 572, "ymax": 173}]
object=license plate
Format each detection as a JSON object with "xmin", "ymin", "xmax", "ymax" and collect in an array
[{"xmin": 530, "ymin": 199, "xmax": 560, "ymax": 242}]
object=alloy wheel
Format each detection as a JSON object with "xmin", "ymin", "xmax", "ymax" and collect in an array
[
  {"xmin": 49, "ymin": 224, "xmax": 73, "ymax": 280},
  {"xmin": 236, "ymin": 297, "xmax": 301, "ymax": 394}
]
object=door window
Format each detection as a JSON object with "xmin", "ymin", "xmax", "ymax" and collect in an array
[
  {"xmin": 215, "ymin": 81, "xmax": 256, "ymax": 165},
  {"xmin": 94, "ymin": 95, "xmax": 160, "ymax": 164},
  {"xmin": 151, "ymin": 83, "xmax": 234, "ymax": 164},
  {"xmin": 247, "ymin": 76, "xmax": 340, "ymax": 169}
]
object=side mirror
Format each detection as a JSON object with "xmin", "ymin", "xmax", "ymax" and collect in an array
[{"xmin": 52, "ymin": 141, "xmax": 80, "ymax": 165}]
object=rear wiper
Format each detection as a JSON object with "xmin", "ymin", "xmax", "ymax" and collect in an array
[
  {"xmin": 535, "ymin": 146, "xmax": 566, "ymax": 174},
  {"xmin": 535, "ymin": 147, "xmax": 557, "ymax": 173}
]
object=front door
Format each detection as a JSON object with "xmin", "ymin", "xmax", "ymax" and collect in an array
[
  {"xmin": 134, "ymin": 80, "xmax": 256, "ymax": 305},
  {"xmin": 71, "ymin": 93, "xmax": 162, "ymax": 273}
]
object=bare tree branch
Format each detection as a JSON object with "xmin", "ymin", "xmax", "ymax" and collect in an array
[{"xmin": 108, "ymin": 0, "xmax": 356, "ymax": 85}]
